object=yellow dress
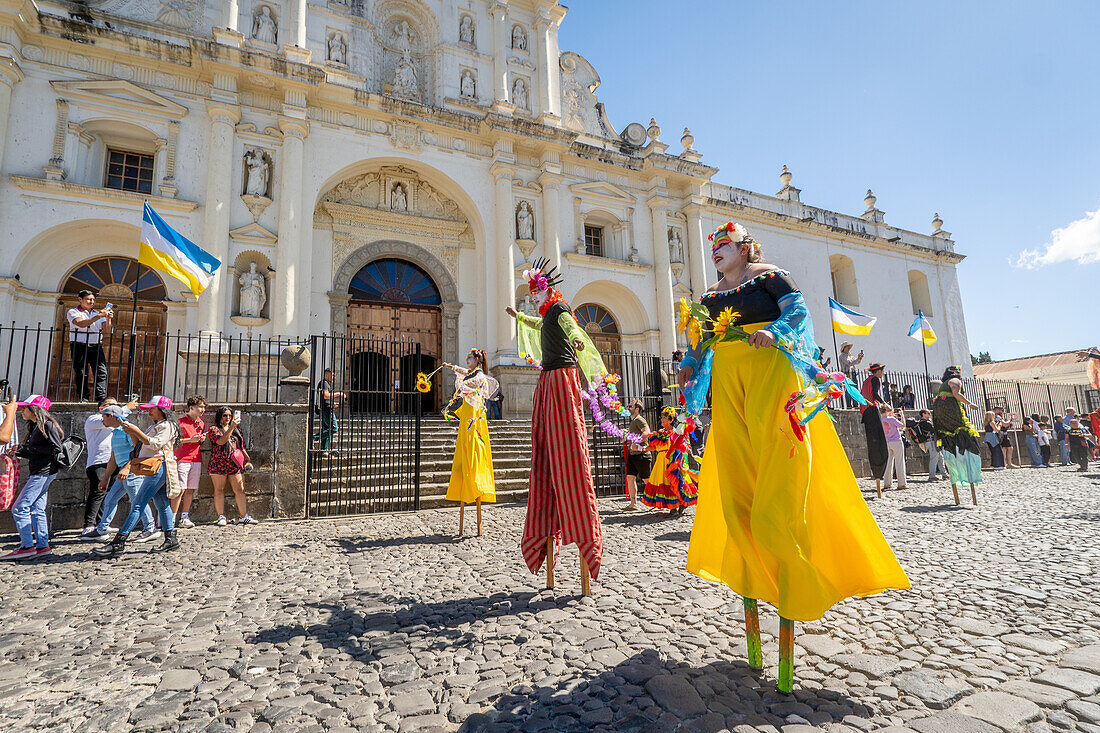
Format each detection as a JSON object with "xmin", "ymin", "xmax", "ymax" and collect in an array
[
  {"xmin": 686, "ymin": 335, "xmax": 910, "ymax": 621},
  {"xmin": 445, "ymin": 397, "xmax": 496, "ymax": 504}
]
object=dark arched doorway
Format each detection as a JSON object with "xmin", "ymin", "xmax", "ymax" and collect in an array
[
  {"xmin": 53, "ymin": 257, "xmax": 169, "ymax": 401},
  {"xmin": 346, "ymin": 258, "xmax": 442, "ymax": 413}
]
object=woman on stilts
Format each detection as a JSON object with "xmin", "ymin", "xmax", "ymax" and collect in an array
[
  {"xmin": 678, "ymin": 222, "xmax": 910, "ymax": 693},
  {"xmin": 861, "ymin": 363, "xmax": 890, "ymax": 497},
  {"xmin": 931, "ymin": 365, "xmax": 983, "ymax": 505},
  {"xmin": 443, "ymin": 348, "xmax": 497, "ymax": 536}
]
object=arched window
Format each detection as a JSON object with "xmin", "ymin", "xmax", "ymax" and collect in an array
[
  {"xmin": 575, "ymin": 304, "xmax": 619, "ymax": 334},
  {"xmin": 62, "ymin": 256, "xmax": 168, "ymax": 301},
  {"xmin": 349, "ymin": 258, "xmax": 441, "ymax": 305},
  {"xmin": 908, "ymin": 269, "xmax": 933, "ymax": 317},
  {"xmin": 829, "ymin": 254, "xmax": 860, "ymax": 307}
]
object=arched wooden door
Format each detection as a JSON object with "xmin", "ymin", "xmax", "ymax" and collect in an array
[
  {"xmin": 575, "ymin": 303, "xmax": 622, "ymax": 374},
  {"xmin": 346, "ymin": 258, "xmax": 442, "ymax": 413},
  {"xmin": 52, "ymin": 257, "xmax": 168, "ymax": 401}
]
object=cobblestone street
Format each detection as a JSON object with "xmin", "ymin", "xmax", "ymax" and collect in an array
[{"xmin": 0, "ymin": 467, "xmax": 1098, "ymax": 733}]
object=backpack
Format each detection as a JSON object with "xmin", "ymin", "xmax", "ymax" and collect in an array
[
  {"xmin": 0, "ymin": 455, "xmax": 19, "ymax": 511},
  {"xmin": 57, "ymin": 434, "xmax": 86, "ymax": 470}
]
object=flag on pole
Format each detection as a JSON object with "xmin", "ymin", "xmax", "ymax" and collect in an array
[
  {"xmin": 908, "ymin": 310, "xmax": 938, "ymax": 345},
  {"xmin": 829, "ymin": 297, "xmax": 877, "ymax": 335},
  {"xmin": 139, "ymin": 202, "xmax": 220, "ymax": 296}
]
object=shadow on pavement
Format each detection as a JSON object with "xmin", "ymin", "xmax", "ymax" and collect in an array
[
  {"xmin": 457, "ymin": 648, "xmax": 870, "ymax": 732},
  {"xmin": 603, "ymin": 512, "xmax": 683, "ymax": 526},
  {"xmin": 335, "ymin": 534, "xmax": 457, "ymax": 552},
  {"xmin": 653, "ymin": 530, "xmax": 690, "ymax": 542},
  {"xmin": 899, "ymin": 504, "xmax": 971, "ymax": 513}
]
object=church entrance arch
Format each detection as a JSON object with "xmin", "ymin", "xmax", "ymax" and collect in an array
[{"xmin": 345, "ymin": 257, "xmax": 442, "ymax": 413}]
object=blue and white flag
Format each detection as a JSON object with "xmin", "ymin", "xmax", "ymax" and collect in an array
[{"xmin": 139, "ymin": 202, "xmax": 220, "ymax": 296}]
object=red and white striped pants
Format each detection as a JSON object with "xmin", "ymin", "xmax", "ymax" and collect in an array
[{"xmin": 521, "ymin": 368, "xmax": 603, "ymax": 579}]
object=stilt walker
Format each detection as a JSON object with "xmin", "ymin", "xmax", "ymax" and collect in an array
[
  {"xmin": 861, "ymin": 363, "xmax": 890, "ymax": 498},
  {"xmin": 443, "ymin": 349, "xmax": 497, "ymax": 535},
  {"xmin": 678, "ymin": 223, "xmax": 910, "ymax": 693},
  {"xmin": 507, "ymin": 259, "xmax": 608, "ymax": 595},
  {"xmin": 931, "ymin": 365, "xmax": 982, "ymax": 505}
]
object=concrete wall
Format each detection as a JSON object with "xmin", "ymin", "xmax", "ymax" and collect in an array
[{"xmin": 0, "ymin": 402, "xmax": 308, "ymax": 535}]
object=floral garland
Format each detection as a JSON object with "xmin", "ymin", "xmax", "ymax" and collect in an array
[{"xmin": 579, "ymin": 374, "xmax": 646, "ymax": 444}]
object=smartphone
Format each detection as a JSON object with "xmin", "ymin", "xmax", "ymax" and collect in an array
[
  {"xmin": 104, "ymin": 303, "xmax": 113, "ymax": 311},
  {"xmin": 126, "ymin": 393, "xmax": 140, "ymax": 402},
  {"xmin": 233, "ymin": 410, "xmax": 241, "ymax": 422}
]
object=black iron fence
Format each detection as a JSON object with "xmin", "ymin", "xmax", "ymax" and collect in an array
[
  {"xmin": 0, "ymin": 324, "xmax": 301, "ymax": 404},
  {"xmin": 305, "ymin": 333, "xmax": 423, "ymax": 517}
]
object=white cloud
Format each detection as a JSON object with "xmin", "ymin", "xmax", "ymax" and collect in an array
[
  {"xmin": 1009, "ymin": 338, "xmax": 1028, "ymax": 344},
  {"xmin": 1016, "ymin": 204, "xmax": 1100, "ymax": 268}
]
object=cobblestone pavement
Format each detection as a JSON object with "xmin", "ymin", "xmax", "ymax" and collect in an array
[{"xmin": 0, "ymin": 467, "xmax": 1098, "ymax": 733}]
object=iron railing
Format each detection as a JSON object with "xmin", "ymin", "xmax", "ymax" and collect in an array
[
  {"xmin": 305, "ymin": 333, "xmax": 423, "ymax": 517},
  {"xmin": 0, "ymin": 324, "xmax": 301, "ymax": 404}
]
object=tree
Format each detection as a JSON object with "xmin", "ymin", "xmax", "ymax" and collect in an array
[{"xmin": 970, "ymin": 351, "xmax": 992, "ymax": 365}]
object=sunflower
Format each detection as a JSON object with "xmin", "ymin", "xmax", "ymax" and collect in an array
[
  {"xmin": 415, "ymin": 373, "xmax": 432, "ymax": 393},
  {"xmin": 712, "ymin": 307, "xmax": 739, "ymax": 340},
  {"xmin": 687, "ymin": 320, "xmax": 703, "ymax": 349},
  {"xmin": 677, "ymin": 298, "xmax": 693, "ymax": 334}
]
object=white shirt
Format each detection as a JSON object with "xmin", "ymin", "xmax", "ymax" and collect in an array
[
  {"xmin": 84, "ymin": 407, "xmax": 131, "ymax": 466},
  {"xmin": 66, "ymin": 307, "xmax": 104, "ymax": 344}
]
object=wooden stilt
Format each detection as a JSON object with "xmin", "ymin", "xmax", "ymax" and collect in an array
[
  {"xmin": 458, "ymin": 502, "xmax": 465, "ymax": 535},
  {"xmin": 544, "ymin": 536, "xmax": 555, "ymax": 589},
  {"xmin": 951, "ymin": 483, "xmax": 960, "ymax": 505},
  {"xmin": 743, "ymin": 597, "xmax": 763, "ymax": 669},
  {"xmin": 778, "ymin": 617, "xmax": 795, "ymax": 694},
  {"xmin": 476, "ymin": 498, "xmax": 482, "ymax": 536},
  {"xmin": 579, "ymin": 552, "xmax": 591, "ymax": 596},
  {"xmin": 970, "ymin": 483, "xmax": 978, "ymax": 506},
  {"xmin": 876, "ymin": 478, "xmax": 882, "ymax": 499}
]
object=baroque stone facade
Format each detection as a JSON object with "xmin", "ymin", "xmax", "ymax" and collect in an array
[{"xmin": 0, "ymin": 0, "xmax": 972, "ymax": 380}]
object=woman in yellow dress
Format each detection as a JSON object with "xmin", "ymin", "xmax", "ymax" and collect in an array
[
  {"xmin": 444, "ymin": 348, "xmax": 497, "ymax": 535},
  {"xmin": 677, "ymin": 222, "xmax": 910, "ymax": 693}
]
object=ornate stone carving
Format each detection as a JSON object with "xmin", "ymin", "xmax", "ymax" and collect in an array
[
  {"xmin": 243, "ymin": 148, "xmax": 271, "ymax": 197},
  {"xmin": 390, "ymin": 183, "xmax": 407, "ymax": 211},
  {"xmin": 252, "ymin": 5, "xmax": 278, "ymax": 45},
  {"xmin": 511, "ymin": 77, "xmax": 528, "ymax": 110},
  {"xmin": 238, "ymin": 262, "xmax": 267, "ymax": 317},
  {"xmin": 80, "ymin": 0, "xmax": 201, "ymax": 31},
  {"xmin": 516, "ymin": 201, "xmax": 534, "ymax": 240},
  {"xmin": 559, "ymin": 52, "xmax": 611, "ymax": 136},
  {"xmin": 667, "ymin": 227, "xmax": 684, "ymax": 264},
  {"xmin": 512, "ymin": 24, "xmax": 527, "ymax": 50},
  {"xmin": 391, "ymin": 122, "xmax": 422, "ymax": 152},
  {"xmin": 328, "ymin": 33, "xmax": 347, "ymax": 64},
  {"xmin": 460, "ymin": 70, "xmax": 476, "ymax": 99},
  {"xmin": 320, "ymin": 167, "xmax": 467, "ymax": 227},
  {"xmin": 459, "ymin": 14, "xmax": 475, "ymax": 45}
]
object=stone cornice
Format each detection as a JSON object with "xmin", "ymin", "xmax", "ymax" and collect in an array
[
  {"xmin": 564, "ymin": 252, "xmax": 653, "ymax": 276},
  {"xmin": 320, "ymin": 201, "xmax": 471, "ymax": 248},
  {"xmin": 704, "ymin": 196, "xmax": 966, "ymax": 264},
  {"xmin": 10, "ymin": 175, "xmax": 199, "ymax": 213}
]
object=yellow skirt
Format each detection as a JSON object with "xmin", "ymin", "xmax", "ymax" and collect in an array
[
  {"xmin": 686, "ymin": 337, "xmax": 910, "ymax": 621},
  {"xmin": 445, "ymin": 400, "xmax": 496, "ymax": 504}
]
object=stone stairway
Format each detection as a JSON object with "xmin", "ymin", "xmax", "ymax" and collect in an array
[{"xmin": 416, "ymin": 417, "xmax": 534, "ymax": 508}]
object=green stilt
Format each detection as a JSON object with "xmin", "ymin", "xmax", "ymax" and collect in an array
[
  {"xmin": 743, "ymin": 597, "xmax": 763, "ymax": 669},
  {"xmin": 778, "ymin": 616, "xmax": 794, "ymax": 693}
]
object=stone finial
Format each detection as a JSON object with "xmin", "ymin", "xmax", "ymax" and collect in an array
[
  {"xmin": 780, "ymin": 165, "xmax": 792, "ymax": 186},
  {"xmin": 864, "ymin": 189, "xmax": 877, "ymax": 211},
  {"xmin": 647, "ymin": 117, "xmax": 661, "ymax": 143},
  {"xmin": 776, "ymin": 164, "xmax": 801, "ymax": 202},
  {"xmin": 932, "ymin": 212, "xmax": 943, "ymax": 231},
  {"xmin": 680, "ymin": 127, "xmax": 694, "ymax": 151}
]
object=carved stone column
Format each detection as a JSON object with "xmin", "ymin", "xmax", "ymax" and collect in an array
[
  {"xmin": 534, "ymin": 9, "xmax": 561, "ymax": 123},
  {"xmin": 683, "ymin": 201, "xmax": 709, "ymax": 296},
  {"xmin": 491, "ymin": 160, "xmax": 516, "ymax": 359},
  {"xmin": 537, "ymin": 163, "xmax": 562, "ymax": 276},
  {"xmin": 285, "ymin": 0, "xmax": 308, "ymax": 51},
  {"xmin": 489, "ymin": 2, "xmax": 510, "ymax": 105},
  {"xmin": 44, "ymin": 99, "xmax": 68, "ymax": 181},
  {"xmin": 274, "ymin": 116, "xmax": 309, "ymax": 336},
  {"xmin": 197, "ymin": 101, "xmax": 241, "ymax": 335},
  {"xmin": 648, "ymin": 196, "xmax": 677, "ymax": 357},
  {"xmin": 225, "ymin": 0, "xmax": 239, "ymax": 31},
  {"xmin": 0, "ymin": 55, "xmax": 23, "ymax": 175}
]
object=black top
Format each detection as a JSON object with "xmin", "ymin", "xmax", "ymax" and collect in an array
[
  {"xmin": 699, "ymin": 269, "xmax": 799, "ymax": 324},
  {"xmin": 318, "ymin": 379, "xmax": 334, "ymax": 411},
  {"xmin": 17, "ymin": 422, "xmax": 64, "ymax": 476},
  {"xmin": 541, "ymin": 301, "xmax": 579, "ymax": 372}
]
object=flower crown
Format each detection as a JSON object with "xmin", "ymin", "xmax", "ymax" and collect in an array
[
  {"xmin": 661, "ymin": 406, "xmax": 678, "ymax": 420},
  {"xmin": 708, "ymin": 221, "xmax": 757, "ymax": 252},
  {"xmin": 522, "ymin": 257, "xmax": 563, "ymax": 293}
]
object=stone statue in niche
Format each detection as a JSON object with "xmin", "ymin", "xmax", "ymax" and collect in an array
[
  {"xmin": 390, "ymin": 183, "xmax": 407, "ymax": 211},
  {"xmin": 252, "ymin": 5, "xmax": 277, "ymax": 44},
  {"xmin": 516, "ymin": 201, "xmax": 534, "ymax": 240},
  {"xmin": 238, "ymin": 262, "xmax": 267, "ymax": 317},
  {"xmin": 328, "ymin": 33, "xmax": 346, "ymax": 64},
  {"xmin": 460, "ymin": 70, "xmax": 476, "ymax": 99},
  {"xmin": 668, "ymin": 228, "xmax": 684, "ymax": 263},
  {"xmin": 459, "ymin": 15, "xmax": 475, "ymax": 45},
  {"xmin": 243, "ymin": 149, "xmax": 270, "ymax": 197},
  {"xmin": 512, "ymin": 24, "xmax": 527, "ymax": 50},
  {"xmin": 390, "ymin": 22, "xmax": 418, "ymax": 100},
  {"xmin": 512, "ymin": 78, "xmax": 528, "ymax": 110}
]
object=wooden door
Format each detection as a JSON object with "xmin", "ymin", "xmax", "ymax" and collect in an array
[{"xmin": 347, "ymin": 302, "xmax": 442, "ymax": 412}]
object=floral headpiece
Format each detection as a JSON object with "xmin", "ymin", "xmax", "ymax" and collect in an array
[
  {"xmin": 661, "ymin": 406, "xmax": 678, "ymax": 420},
  {"xmin": 522, "ymin": 257, "xmax": 563, "ymax": 294},
  {"xmin": 708, "ymin": 221, "xmax": 757, "ymax": 253}
]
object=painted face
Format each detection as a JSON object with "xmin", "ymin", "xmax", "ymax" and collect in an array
[
  {"xmin": 531, "ymin": 289, "xmax": 550, "ymax": 307},
  {"xmin": 466, "ymin": 354, "xmax": 479, "ymax": 370}
]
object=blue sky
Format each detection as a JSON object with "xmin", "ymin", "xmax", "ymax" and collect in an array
[{"xmin": 559, "ymin": 1, "xmax": 1099, "ymax": 361}]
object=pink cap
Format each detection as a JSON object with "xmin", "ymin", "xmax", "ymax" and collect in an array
[
  {"xmin": 139, "ymin": 395, "xmax": 172, "ymax": 411},
  {"xmin": 17, "ymin": 394, "xmax": 51, "ymax": 410}
]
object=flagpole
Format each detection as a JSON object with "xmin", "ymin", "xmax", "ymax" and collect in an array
[
  {"xmin": 126, "ymin": 207, "xmax": 144, "ymax": 397},
  {"xmin": 830, "ymin": 299, "xmax": 840, "ymax": 368}
]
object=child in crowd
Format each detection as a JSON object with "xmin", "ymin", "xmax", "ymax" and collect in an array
[
  {"xmin": 880, "ymin": 404, "xmax": 908, "ymax": 490},
  {"xmin": 1067, "ymin": 418, "xmax": 1094, "ymax": 472},
  {"xmin": 1037, "ymin": 420, "xmax": 1052, "ymax": 468}
]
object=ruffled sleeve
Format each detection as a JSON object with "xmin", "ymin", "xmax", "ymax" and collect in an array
[
  {"xmin": 516, "ymin": 312, "xmax": 543, "ymax": 366},
  {"xmin": 557, "ymin": 312, "xmax": 608, "ymax": 384}
]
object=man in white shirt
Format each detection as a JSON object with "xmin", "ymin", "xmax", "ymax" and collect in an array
[
  {"xmin": 66, "ymin": 290, "xmax": 113, "ymax": 401},
  {"xmin": 80, "ymin": 396, "xmax": 137, "ymax": 536}
]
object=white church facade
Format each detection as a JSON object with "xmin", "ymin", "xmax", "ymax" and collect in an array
[{"xmin": 0, "ymin": 0, "xmax": 972, "ymax": 403}]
